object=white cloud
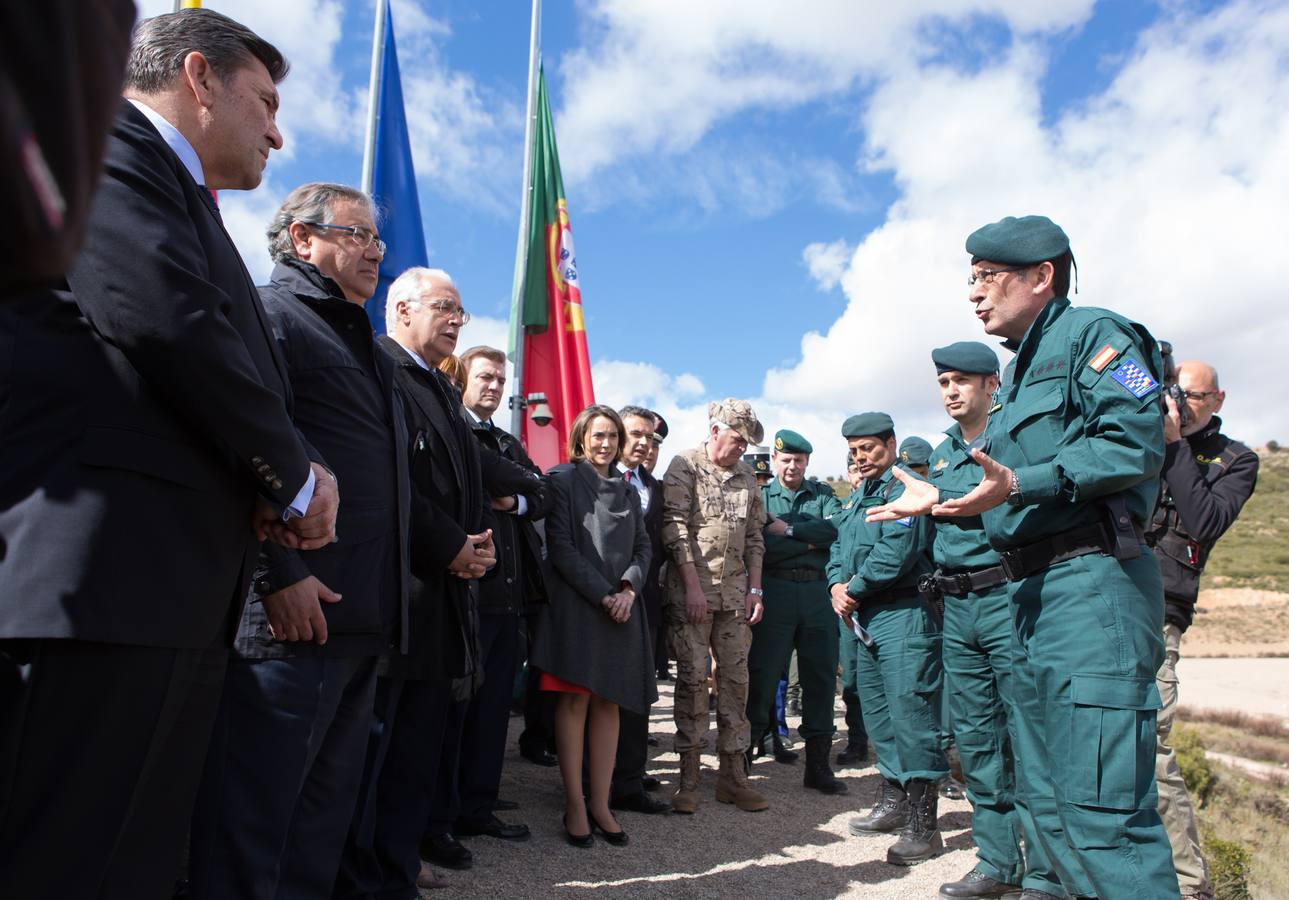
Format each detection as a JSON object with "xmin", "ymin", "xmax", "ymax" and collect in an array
[{"xmin": 802, "ymin": 239, "xmax": 855, "ymax": 292}]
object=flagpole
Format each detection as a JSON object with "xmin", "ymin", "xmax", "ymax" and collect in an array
[
  {"xmin": 361, "ymin": 0, "xmax": 389, "ymax": 195},
  {"xmin": 509, "ymin": 0, "xmax": 542, "ymax": 438}
]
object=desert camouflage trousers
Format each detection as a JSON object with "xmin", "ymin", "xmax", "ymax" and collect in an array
[{"xmin": 668, "ymin": 602, "xmax": 752, "ymax": 755}]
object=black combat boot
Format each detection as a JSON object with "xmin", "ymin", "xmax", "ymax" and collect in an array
[
  {"xmin": 938, "ymin": 867, "xmax": 1022, "ymax": 898},
  {"xmin": 802, "ymin": 735, "xmax": 847, "ymax": 794},
  {"xmin": 772, "ymin": 731, "xmax": 799, "ymax": 764},
  {"xmin": 848, "ymin": 779, "xmax": 908, "ymax": 834},
  {"xmin": 886, "ymin": 778, "xmax": 943, "ymax": 865},
  {"xmin": 836, "ymin": 737, "xmax": 869, "ymax": 766}
]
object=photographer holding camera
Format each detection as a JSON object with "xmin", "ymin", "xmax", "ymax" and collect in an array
[{"xmin": 1150, "ymin": 359, "xmax": 1259, "ymax": 900}]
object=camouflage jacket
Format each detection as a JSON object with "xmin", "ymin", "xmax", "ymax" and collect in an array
[{"xmin": 661, "ymin": 444, "xmax": 767, "ymax": 610}]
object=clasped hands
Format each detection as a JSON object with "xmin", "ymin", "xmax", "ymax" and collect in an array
[
  {"xmin": 253, "ymin": 462, "xmax": 340, "ymax": 550},
  {"xmin": 601, "ymin": 587, "xmax": 635, "ymax": 624},
  {"xmin": 863, "ymin": 449, "xmax": 1014, "ymax": 522},
  {"xmin": 449, "ymin": 529, "xmax": 496, "ymax": 579}
]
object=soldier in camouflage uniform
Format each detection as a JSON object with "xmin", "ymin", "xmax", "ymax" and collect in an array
[{"xmin": 661, "ymin": 399, "xmax": 769, "ymax": 814}]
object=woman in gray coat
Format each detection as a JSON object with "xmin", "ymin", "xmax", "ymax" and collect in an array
[{"xmin": 530, "ymin": 405, "xmax": 655, "ymax": 847}]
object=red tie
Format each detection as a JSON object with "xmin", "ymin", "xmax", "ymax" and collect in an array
[{"xmin": 624, "ymin": 470, "xmax": 633, "ymax": 483}]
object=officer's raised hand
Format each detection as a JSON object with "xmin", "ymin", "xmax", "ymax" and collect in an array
[
  {"xmin": 864, "ymin": 466, "xmax": 940, "ymax": 521},
  {"xmin": 932, "ymin": 448, "xmax": 1013, "ymax": 516}
]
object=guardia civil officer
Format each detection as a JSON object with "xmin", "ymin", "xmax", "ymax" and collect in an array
[
  {"xmin": 923, "ymin": 342, "xmax": 1058, "ymax": 899},
  {"xmin": 829, "ymin": 413, "xmax": 946, "ymax": 866},
  {"xmin": 869, "ymin": 215, "xmax": 1178, "ymax": 899},
  {"xmin": 747, "ymin": 430, "xmax": 846, "ymax": 794},
  {"xmin": 834, "ymin": 456, "xmax": 870, "ymax": 768},
  {"xmin": 898, "ymin": 436, "xmax": 933, "ymax": 479}
]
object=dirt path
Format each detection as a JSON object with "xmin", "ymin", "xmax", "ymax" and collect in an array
[{"xmin": 1175, "ymin": 657, "xmax": 1289, "ymax": 723}]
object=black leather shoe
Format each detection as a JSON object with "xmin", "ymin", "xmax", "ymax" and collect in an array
[
  {"xmin": 939, "ymin": 775, "xmax": 967, "ymax": 801},
  {"xmin": 836, "ymin": 740, "xmax": 869, "ymax": 766},
  {"xmin": 563, "ymin": 815, "xmax": 593, "ymax": 849},
  {"xmin": 1017, "ymin": 892, "xmax": 1063, "ymax": 900},
  {"xmin": 455, "ymin": 814, "xmax": 530, "ymax": 842},
  {"xmin": 520, "ymin": 747, "xmax": 558, "ymax": 767},
  {"xmin": 419, "ymin": 833, "xmax": 473, "ymax": 870},
  {"xmin": 641, "ymin": 775, "xmax": 662, "ymax": 792},
  {"xmin": 610, "ymin": 791, "xmax": 671, "ymax": 814},
  {"xmin": 590, "ymin": 812, "xmax": 629, "ymax": 846},
  {"xmin": 938, "ymin": 867, "xmax": 1023, "ymax": 898},
  {"xmin": 493, "ymin": 798, "xmax": 519, "ymax": 811}
]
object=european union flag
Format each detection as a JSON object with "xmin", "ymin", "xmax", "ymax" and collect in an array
[{"xmin": 365, "ymin": 0, "xmax": 427, "ymax": 333}]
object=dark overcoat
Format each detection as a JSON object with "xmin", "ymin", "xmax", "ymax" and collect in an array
[{"xmin": 530, "ymin": 461, "xmax": 657, "ymax": 715}]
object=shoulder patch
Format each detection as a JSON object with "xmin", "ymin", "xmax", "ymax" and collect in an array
[
  {"xmin": 1109, "ymin": 358, "xmax": 1160, "ymax": 398},
  {"xmin": 1088, "ymin": 344, "xmax": 1119, "ymax": 372},
  {"xmin": 934, "ymin": 458, "xmax": 947, "ymax": 471}
]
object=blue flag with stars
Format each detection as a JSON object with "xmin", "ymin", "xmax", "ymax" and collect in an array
[{"xmin": 366, "ymin": 0, "xmax": 428, "ymax": 334}]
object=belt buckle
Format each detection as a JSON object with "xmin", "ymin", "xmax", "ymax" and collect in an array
[
  {"xmin": 998, "ymin": 550, "xmax": 1023, "ymax": 582},
  {"xmin": 952, "ymin": 573, "xmax": 972, "ymax": 595}
]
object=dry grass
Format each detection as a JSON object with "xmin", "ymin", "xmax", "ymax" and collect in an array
[{"xmin": 1179, "ymin": 706, "xmax": 1289, "ymax": 742}]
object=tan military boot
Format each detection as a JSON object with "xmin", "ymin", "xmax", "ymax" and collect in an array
[
  {"xmin": 715, "ymin": 752, "xmax": 769, "ymax": 812},
  {"xmin": 671, "ymin": 751, "xmax": 702, "ymax": 814}
]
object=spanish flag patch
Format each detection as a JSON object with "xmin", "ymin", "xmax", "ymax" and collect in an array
[{"xmin": 1088, "ymin": 344, "xmax": 1119, "ymax": 372}]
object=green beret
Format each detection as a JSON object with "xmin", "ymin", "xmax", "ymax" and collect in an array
[
  {"xmin": 932, "ymin": 341, "xmax": 999, "ymax": 375},
  {"xmin": 742, "ymin": 445, "xmax": 771, "ymax": 476},
  {"xmin": 899, "ymin": 436, "xmax": 933, "ymax": 466},
  {"xmin": 965, "ymin": 215, "xmax": 1069, "ymax": 265},
  {"xmin": 841, "ymin": 412, "xmax": 894, "ymax": 438},
  {"xmin": 773, "ymin": 429, "xmax": 812, "ymax": 454}
]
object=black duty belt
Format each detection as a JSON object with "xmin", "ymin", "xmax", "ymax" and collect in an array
[
  {"xmin": 863, "ymin": 586, "xmax": 922, "ymax": 606},
  {"xmin": 765, "ymin": 567, "xmax": 827, "ymax": 583},
  {"xmin": 922, "ymin": 565, "xmax": 1008, "ymax": 597},
  {"xmin": 995, "ymin": 520, "xmax": 1144, "ymax": 582}
]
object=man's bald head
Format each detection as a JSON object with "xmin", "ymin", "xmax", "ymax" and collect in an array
[{"xmin": 1176, "ymin": 360, "xmax": 1225, "ymax": 436}]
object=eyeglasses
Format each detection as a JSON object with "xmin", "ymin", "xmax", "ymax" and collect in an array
[
  {"xmin": 1182, "ymin": 389, "xmax": 1219, "ymax": 402},
  {"xmin": 424, "ymin": 299, "xmax": 470, "ymax": 324},
  {"xmin": 299, "ymin": 221, "xmax": 387, "ymax": 256},
  {"xmin": 968, "ymin": 265, "xmax": 1029, "ymax": 286}
]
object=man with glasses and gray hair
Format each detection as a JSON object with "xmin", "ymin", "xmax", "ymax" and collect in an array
[{"xmin": 187, "ymin": 182, "xmax": 407, "ymax": 899}]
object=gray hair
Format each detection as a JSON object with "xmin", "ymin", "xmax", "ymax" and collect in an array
[
  {"xmin": 385, "ymin": 267, "xmax": 457, "ymax": 334},
  {"xmin": 125, "ymin": 9, "xmax": 289, "ymax": 94},
  {"xmin": 266, "ymin": 183, "xmax": 376, "ymax": 263}
]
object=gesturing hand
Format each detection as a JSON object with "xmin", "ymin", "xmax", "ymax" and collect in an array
[
  {"xmin": 449, "ymin": 529, "xmax": 495, "ymax": 579},
  {"xmin": 930, "ymin": 449, "xmax": 1012, "ymax": 518},
  {"xmin": 864, "ymin": 467, "xmax": 938, "ymax": 522},
  {"xmin": 263, "ymin": 575, "xmax": 342, "ymax": 644}
]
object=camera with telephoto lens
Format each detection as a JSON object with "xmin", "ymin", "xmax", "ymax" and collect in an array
[{"xmin": 1158, "ymin": 341, "xmax": 1192, "ymax": 429}]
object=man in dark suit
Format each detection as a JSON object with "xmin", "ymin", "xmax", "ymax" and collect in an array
[
  {"xmin": 335, "ymin": 267, "xmax": 495, "ymax": 898},
  {"xmin": 0, "ymin": 11, "xmax": 337, "ymax": 899},
  {"xmin": 608, "ymin": 406, "xmax": 672, "ymax": 815},
  {"xmin": 188, "ymin": 182, "xmax": 409, "ymax": 899},
  {"xmin": 443, "ymin": 345, "xmax": 550, "ymax": 845}
]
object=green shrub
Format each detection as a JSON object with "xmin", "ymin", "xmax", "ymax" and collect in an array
[
  {"xmin": 1174, "ymin": 723, "xmax": 1216, "ymax": 806},
  {"xmin": 1203, "ymin": 833, "xmax": 1253, "ymax": 900}
]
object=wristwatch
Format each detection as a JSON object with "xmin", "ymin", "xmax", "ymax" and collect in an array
[
  {"xmin": 1005, "ymin": 469, "xmax": 1023, "ymax": 507},
  {"xmin": 749, "ymin": 587, "xmax": 764, "ymax": 598},
  {"xmin": 784, "ymin": 525, "xmax": 795, "ymax": 538}
]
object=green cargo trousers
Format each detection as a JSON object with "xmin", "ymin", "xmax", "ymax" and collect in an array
[
  {"xmin": 1008, "ymin": 551, "xmax": 1178, "ymax": 900},
  {"xmin": 852, "ymin": 594, "xmax": 948, "ymax": 784},
  {"xmin": 746, "ymin": 575, "xmax": 838, "ymax": 742},
  {"xmin": 943, "ymin": 582, "xmax": 1053, "ymax": 891},
  {"xmin": 837, "ymin": 620, "xmax": 868, "ymax": 747}
]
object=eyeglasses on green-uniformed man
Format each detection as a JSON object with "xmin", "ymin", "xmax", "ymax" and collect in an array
[
  {"xmin": 922, "ymin": 340, "xmax": 1061, "ymax": 899},
  {"xmin": 827, "ymin": 412, "xmax": 946, "ymax": 867},
  {"xmin": 868, "ymin": 215, "xmax": 1178, "ymax": 899},
  {"xmin": 744, "ymin": 429, "xmax": 849, "ymax": 796}
]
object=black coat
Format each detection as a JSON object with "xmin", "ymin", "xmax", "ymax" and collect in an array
[
  {"xmin": 233, "ymin": 260, "xmax": 410, "ymax": 659},
  {"xmin": 635, "ymin": 466, "xmax": 666, "ymax": 631},
  {"xmin": 530, "ymin": 462, "xmax": 656, "ymax": 715},
  {"xmin": 471, "ymin": 418, "xmax": 549, "ymax": 615},
  {"xmin": 0, "ymin": 101, "xmax": 313, "ymax": 648},
  {"xmin": 379, "ymin": 335, "xmax": 486, "ymax": 686}
]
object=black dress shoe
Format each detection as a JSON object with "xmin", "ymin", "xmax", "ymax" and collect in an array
[
  {"xmin": 455, "ymin": 814, "xmax": 531, "ymax": 842},
  {"xmin": 520, "ymin": 747, "xmax": 558, "ymax": 767},
  {"xmin": 610, "ymin": 791, "xmax": 671, "ymax": 814},
  {"xmin": 641, "ymin": 775, "xmax": 662, "ymax": 792},
  {"xmin": 836, "ymin": 741, "xmax": 869, "ymax": 766},
  {"xmin": 419, "ymin": 833, "xmax": 473, "ymax": 870},
  {"xmin": 563, "ymin": 814, "xmax": 593, "ymax": 848},
  {"xmin": 493, "ymin": 798, "xmax": 519, "ymax": 811},
  {"xmin": 938, "ymin": 867, "xmax": 1022, "ymax": 898},
  {"xmin": 590, "ymin": 811, "xmax": 629, "ymax": 846}
]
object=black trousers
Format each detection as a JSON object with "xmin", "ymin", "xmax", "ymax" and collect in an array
[
  {"xmin": 188, "ymin": 654, "xmax": 378, "ymax": 900},
  {"xmin": 335, "ymin": 675, "xmax": 462, "ymax": 900},
  {"xmin": 611, "ymin": 620, "xmax": 659, "ymax": 798},
  {"xmin": 453, "ymin": 611, "xmax": 520, "ymax": 826},
  {"xmin": 518, "ymin": 617, "xmax": 555, "ymax": 756},
  {"xmin": 0, "ymin": 638, "xmax": 226, "ymax": 900}
]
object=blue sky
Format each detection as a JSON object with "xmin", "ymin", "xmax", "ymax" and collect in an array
[{"xmin": 139, "ymin": 0, "xmax": 1287, "ymax": 471}]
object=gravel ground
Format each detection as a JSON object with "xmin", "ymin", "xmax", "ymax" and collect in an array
[
  {"xmin": 1175, "ymin": 657, "xmax": 1289, "ymax": 722},
  {"xmin": 428, "ymin": 681, "xmax": 981, "ymax": 899}
]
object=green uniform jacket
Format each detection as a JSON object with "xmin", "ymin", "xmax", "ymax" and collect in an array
[
  {"xmin": 760, "ymin": 477, "xmax": 841, "ymax": 573},
  {"xmin": 827, "ymin": 464, "xmax": 933, "ymax": 599},
  {"xmin": 929, "ymin": 427, "xmax": 1002, "ymax": 571},
  {"xmin": 981, "ymin": 298, "xmax": 1164, "ymax": 548}
]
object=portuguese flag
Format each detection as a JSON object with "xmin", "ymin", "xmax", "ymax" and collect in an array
[{"xmin": 509, "ymin": 65, "xmax": 595, "ymax": 471}]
